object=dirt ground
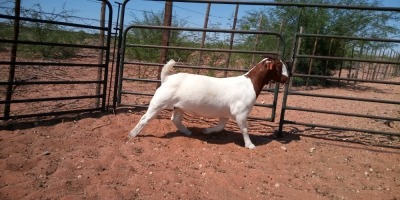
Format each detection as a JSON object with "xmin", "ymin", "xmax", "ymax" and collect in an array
[{"xmin": 1, "ymin": 73, "xmax": 400, "ymax": 199}]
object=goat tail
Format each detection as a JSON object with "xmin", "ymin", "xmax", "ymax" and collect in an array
[{"xmin": 160, "ymin": 59, "xmax": 176, "ymax": 83}]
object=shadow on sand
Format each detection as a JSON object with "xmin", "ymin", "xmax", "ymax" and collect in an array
[{"xmin": 139, "ymin": 127, "xmax": 301, "ymax": 148}]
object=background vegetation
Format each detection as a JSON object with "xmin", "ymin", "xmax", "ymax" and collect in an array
[
  {"xmin": 1, "ymin": 0, "xmax": 399, "ymax": 84},
  {"xmin": 0, "ymin": 3, "xmax": 98, "ymax": 59},
  {"xmin": 124, "ymin": 0, "xmax": 399, "ymax": 82}
]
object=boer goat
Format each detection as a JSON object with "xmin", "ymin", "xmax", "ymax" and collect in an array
[{"xmin": 128, "ymin": 57, "xmax": 289, "ymax": 149}]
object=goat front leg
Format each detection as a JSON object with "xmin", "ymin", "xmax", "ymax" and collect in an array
[
  {"xmin": 203, "ymin": 117, "xmax": 229, "ymax": 134},
  {"xmin": 171, "ymin": 109, "xmax": 192, "ymax": 136},
  {"xmin": 235, "ymin": 115, "xmax": 255, "ymax": 149}
]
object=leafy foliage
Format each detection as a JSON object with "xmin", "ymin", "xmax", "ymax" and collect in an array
[
  {"xmin": 0, "ymin": 3, "xmax": 97, "ymax": 59},
  {"xmin": 125, "ymin": 10, "xmax": 195, "ymax": 62},
  {"xmin": 237, "ymin": 0, "xmax": 400, "ymax": 85},
  {"xmin": 1, "ymin": 0, "xmax": 398, "ymax": 81}
]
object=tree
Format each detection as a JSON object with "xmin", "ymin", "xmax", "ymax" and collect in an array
[
  {"xmin": 126, "ymin": 10, "xmax": 193, "ymax": 62},
  {"xmin": 19, "ymin": 3, "xmax": 81, "ymax": 59},
  {"xmin": 237, "ymin": 0, "xmax": 400, "ymax": 85},
  {"xmin": 0, "ymin": 3, "xmax": 89, "ymax": 59}
]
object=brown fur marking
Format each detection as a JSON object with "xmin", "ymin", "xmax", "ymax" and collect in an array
[{"xmin": 245, "ymin": 57, "xmax": 285, "ymax": 97}]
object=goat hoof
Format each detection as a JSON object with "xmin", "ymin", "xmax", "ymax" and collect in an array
[
  {"xmin": 182, "ymin": 130, "xmax": 192, "ymax": 136},
  {"xmin": 246, "ymin": 143, "xmax": 256, "ymax": 149},
  {"xmin": 202, "ymin": 128, "xmax": 212, "ymax": 134},
  {"xmin": 128, "ymin": 132, "xmax": 137, "ymax": 138}
]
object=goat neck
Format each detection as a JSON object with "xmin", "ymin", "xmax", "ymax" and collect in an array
[{"xmin": 244, "ymin": 58, "xmax": 275, "ymax": 97}]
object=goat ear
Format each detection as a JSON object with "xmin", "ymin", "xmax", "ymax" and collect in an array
[
  {"xmin": 261, "ymin": 59, "xmax": 272, "ymax": 69},
  {"xmin": 267, "ymin": 62, "xmax": 274, "ymax": 70}
]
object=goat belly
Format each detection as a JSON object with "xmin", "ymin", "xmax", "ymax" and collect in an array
[{"xmin": 175, "ymin": 102, "xmax": 232, "ymax": 118}]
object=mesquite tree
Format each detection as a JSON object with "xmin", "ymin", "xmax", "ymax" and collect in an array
[{"xmin": 236, "ymin": 0, "xmax": 400, "ymax": 85}]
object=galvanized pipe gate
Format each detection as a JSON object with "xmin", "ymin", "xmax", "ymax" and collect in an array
[
  {"xmin": 114, "ymin": 0, "xmax": 286, "ymax": 122},
  {"xmin": 278, "ymin": 4, "xmax": 400, "ymax": 136},
  {"xmin": 115, "ymin": 26, "xmax": 285, "ymax": 122},
  {"xmin": 0, "ymin": 0, "xmax": 113, "ymax": 120},
  {"xmin": 115, "ymin": 0, "xmax": 400, "ymax": 137}
]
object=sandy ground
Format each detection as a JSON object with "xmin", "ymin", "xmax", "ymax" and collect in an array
[{"xmin": 1, "ymin": 75, "xmax": 400, "ymax": 199}]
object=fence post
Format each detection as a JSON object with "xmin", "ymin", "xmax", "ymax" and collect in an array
[
  {"xmin": 348, "ymin": 46, "xmax": 355, "ymax": 83},
  {"xmin": 354, "ymin": 43, "xmax": 364, "ymax": 85},
  {"xmin": 371, "ymin": 49, "xmax": 379, "ymax": 80},
  {"xmin": 158, "ymin": 1, "xmax": 173, "ymax": 87},
  {"xmin": 361, "ymin": 47, "xmax": 369, "ymax": 79},
  {"xmin": 383, "ymin": 50, "xmax": 393, "ymax": 79},
  {"xmin": 224, "ymin": 4, "xmax": 239, "ymax": 77},
  {"xmin": 107, "ymin": 1, "xmax": 121, "ymax": 111},
  {"xmin": 4, "ymin": 0, "xmax": 21, "ymax": 120},
  {"xmin": 278, "ymin": 7, "xmax": 303, "ymax": 136},
  {"xmin": 390, "ymin": 50, "xmax": 396, "ymax": 78},
  {"xmin": 374, "ymin": 49, "xmax": 384, "ymax": 80},
  {"xmin": 395, "ymin": 53, "xmax": 398, "ymax": 77},
  {"xmin": 251, "ymin": 14, "xmax": 263, "ymax": 66},
  {"xmin": 306, "ymin": 30, "xmax": 319, "ymax": 88},
  {"xmin": 289, "ymin": 26, "xmax": 303, "ymax": 89},
  {"xmin": 337, "ymin": 44, "xmax": 345, "ymax": 85},
  {"xmin": 394, "ymin": 53, "xmax": 399, "ymax": 77},
  {"xmin": 198, "ymin": 3, "xmax": 211, "ymax": 68},
  {"xmin": 276, "ymin": 19, "xmax": 284, "ymax": 53},
  {"xmin": 367, "ymin": 48, "xmax": 375, "ymax": 80},
  {"xmin": 96, "ymin": 1, "xmax": 106, "ymax": 108},
  {"xmin": 113, "ymin": 0, "xmax": 130, "ymax": 110},
  {"xmin": 323, "ymin": 38, "xmax": 333, "ymax": 85}
]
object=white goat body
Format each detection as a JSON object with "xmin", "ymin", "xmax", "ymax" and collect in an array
[
  {"xmin": 159, "ymin": 71, "xmax": 256, "ymax": 118},
  {"xmin": 129, "ymin": 58, "xmax": 288, "ymax": 149}
]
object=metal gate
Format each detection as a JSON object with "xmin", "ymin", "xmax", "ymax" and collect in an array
[
  {"xmin": 114, "ymin": 0, "xmax": 400, "ymax": 137},
  {"xmin": 278, "ymin": 4, "xmax": 400, "ymax": 136},
  {"xmin": 0, "ymin": 0, "xmax": 113, "ymax": 120},
  {"xmin": 114, "ymin": 0, "xmax": 286, "ymax": 122}
]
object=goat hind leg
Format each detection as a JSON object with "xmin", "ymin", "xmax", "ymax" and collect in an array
[
  {"xmin": 171, "ymin": 109, "xmax": 192, "ymax": 136},
  {"xmin": 128, "ymin": 106, "xmax": 162, "ymax": 138},
  {"xmin": 203, "ymin": 117, "xmax": 228, "ymax": 134}
]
